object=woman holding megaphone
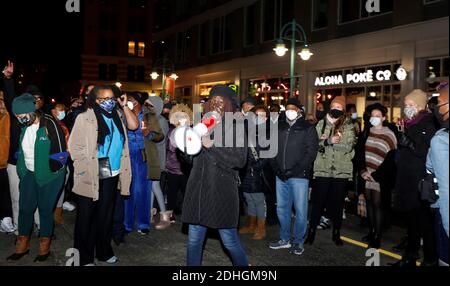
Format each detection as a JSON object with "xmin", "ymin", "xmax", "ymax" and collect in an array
[{"xmin": 179, "ymin": 85, "xmax": 249, "ymax": 266}]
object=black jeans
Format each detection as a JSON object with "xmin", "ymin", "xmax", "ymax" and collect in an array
[
  {"xmin": 0, "ymin": 168, "xmax": 12, "ymax": 219},
  {"xmin": 112, "ymin": 190, "xmax": 125, "ymax": 240},
  {"xmin": 310, "ymin": 177, "xmax": 348, "ymax": 231},
  {"xmin": 166, "ymin": 173, "xmax": 187, "ymax": 213},
  {"xmin": 74, "ymin": 176, "xmax": 119, "ymax": 265},
  {"xmin": 404, "ymin": 205, "xmax": 437, "ymax": 263}
]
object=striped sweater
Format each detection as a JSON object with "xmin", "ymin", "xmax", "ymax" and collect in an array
[{"xmin": 365, "ymin": 127, "xmax": 397, "ymax": 192}]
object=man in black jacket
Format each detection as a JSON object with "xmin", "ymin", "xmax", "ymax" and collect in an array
[{"xmin": 269, "ymin": 98, "xmax": 319, "ymax": 255}]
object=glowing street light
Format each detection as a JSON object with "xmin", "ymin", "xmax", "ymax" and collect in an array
[
  {"xmin": 273, "ymin": 40, "xmax": 288, "ymax": 57},
  {"xmin": 299, "ymin": 46, "xmax": 314, "ymax": 61},
  {"xmin": 150, "ymin": 72, "xmax": 160, "ymax": 80}
]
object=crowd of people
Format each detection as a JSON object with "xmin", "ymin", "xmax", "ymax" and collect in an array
[{"xmin": 0, "ymin": 60, "xmax": 448, "ymax": 267}]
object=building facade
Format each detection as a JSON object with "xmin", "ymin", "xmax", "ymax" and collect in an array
[
  {"xmin": 152, "ymin": 0, "xmax": 449, "ymax": 121},
  {"xmin": 81, "ymin": 0, "xmax": 154, "ymax": 93}
]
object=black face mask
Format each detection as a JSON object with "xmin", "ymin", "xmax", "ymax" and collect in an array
[
  {"xmin": 433, "ymin": 102, "xmax": 449, "ymax": 128},
  {"xmin": 330, "ymin": 109, "xmax": 344, "ymax": 119},
  {"xmin": 316, "ymin": 110, "xmax": 326, "ymax": 121}
]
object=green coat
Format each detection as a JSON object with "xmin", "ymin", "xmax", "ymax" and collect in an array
[
  {"xmin": 17, "ymin": 124, "xmax": 65, "ymax": 187},
  {"xmin": 313, "ymin": 116, "xmax": 356, "ymax": 180}
]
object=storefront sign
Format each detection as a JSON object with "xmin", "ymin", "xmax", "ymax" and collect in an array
[{"xmin": 315, "ymin": 67, "xmax": 408, "ymax": 87}]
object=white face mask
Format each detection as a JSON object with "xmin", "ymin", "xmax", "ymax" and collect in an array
[
  {"xmin": 370, "ymin": 117, "xmax": 382, "ymax": 127},
  {"xmin": 285, "ymin": 110, "xmax": 298, "ymax": 121},
  {"xmin": 242, "ymin": 109, "xmax": 248, "ymax": 116},
  {"xmin": 404, "ymin": 106, "xmax": 418, "ymax": 120},
  {"xmin": 127, "ymin": 101, "xmax": 135, "ymax": 111},
  {"xmin": 351, "ymin": 113, "xmax": 358, "ymax": 120}
]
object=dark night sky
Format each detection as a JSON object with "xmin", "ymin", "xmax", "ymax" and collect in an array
[{"xmin": 0, "ymin": 0, "xmax": 83, "ymax": 99}]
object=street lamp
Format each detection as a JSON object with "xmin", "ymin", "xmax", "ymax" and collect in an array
[
  {"xmin": 274, "ymin": 19, "xmax": 313, "ymax": 98},
  {"xmin": 150, "ymin": 56, "xmax": 178, "ymax": 100}
]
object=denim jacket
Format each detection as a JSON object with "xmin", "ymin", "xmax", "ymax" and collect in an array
[{"xmin": 426, "ymin": 128, "xmax": 449, "ymax": 237}]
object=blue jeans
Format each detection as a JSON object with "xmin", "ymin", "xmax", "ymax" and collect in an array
[
  {"xmin": 124, "ymin": 149, "xmax": 152, "ymax": 231},
  {"xmin": 276, "ymin": 177, "xmax": 309, "ymax": 246},
  {"xmin": 187, "ymin": 224, "xmax": 249, "ymax": 266}
]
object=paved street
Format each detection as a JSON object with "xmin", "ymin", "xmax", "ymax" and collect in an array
[{"xmin": 0, "ymin": 210, "xmax": 405, "ymax": 267}]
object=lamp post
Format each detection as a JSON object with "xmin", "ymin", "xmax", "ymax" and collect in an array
[
  {"xmin": 273, "ymin": 19, "xmax": 313, "ymax": 98},
  {"xmin": 150, "ymin": 56, "xmax": 178, "ymax": 100}
]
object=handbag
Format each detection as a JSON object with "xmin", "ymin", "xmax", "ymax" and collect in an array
[
  {"xmin": 98, "ymin": 121, "xmax": 115, "ymax": 180},
  {"xmin": 418, "ymin": 170, "xmax": 439, "ymax": 204}
]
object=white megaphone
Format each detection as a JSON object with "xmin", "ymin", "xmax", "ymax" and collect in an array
[{"xmin": 174, "ymin": 112, "xmax": 220, "ymax": 155}]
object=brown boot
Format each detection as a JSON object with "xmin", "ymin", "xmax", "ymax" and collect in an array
[
  {"xmin": 239, "ymin": 216, "xmax": 257, "ymax": 234},
  {"xmin": 7, "ymin": 236, "xmax": 30, "ymax": 261},
  {"xmin": 155, "ymin": 211, "xmax": 171, "ymax": 230},
  {"xmin": 54, "ymin": 207, "xmax": 64, "ymax": 225},
  {"xmin": 34, "ymin": 237, "xmax": 51, "ymax": 262},
  {"xmin": 252, "ymin": 219, "xmax": 266, "ymax": 240}
]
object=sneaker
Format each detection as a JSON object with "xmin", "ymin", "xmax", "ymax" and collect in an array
[
  {"xmin": 317, "ymin": 217, "xmax": 330, "ymax": 230},
  {"xmin": 0, "ymin": 217, "xmax": 16, "ymax": 233},
  {"xmin": 289, "ymin": 244, "xmax": 305, "ymax": 256},
  {"xmin": 137, "ymin": 229, "xmax": 150, "ymax": 236},
  {"xmin": 342, "ymin": 209, "xmax": 347, "ymax": 220},
  {"xmin": 105, "ymin": 256, "xmax": 118, "ymax": 264},
  {"xmin": 269, "ymin": 240, "xmax": 291, "ymax": 250},
  {"xmin": 84, "ymin": 263, "xmax": 96, "ymax": 267},
  {"xmin": 63, "ymin": 202, "xmax": 76, "ymax": 212}
]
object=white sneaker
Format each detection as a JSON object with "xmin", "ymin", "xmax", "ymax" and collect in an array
[
  {"xmin": 0, "ymin": 217, "xmax": 16, "ymax": 233},
  {"xmin": 342, "ymin": 210, "xmax": 347, "ymax": 220},
  {"xmin": 106, "ymin": 256, "xmax": 118, "ymax": 264},
  {"xmin": 63, "ymin": 202, "xmax": 76, "ymax": 212}
]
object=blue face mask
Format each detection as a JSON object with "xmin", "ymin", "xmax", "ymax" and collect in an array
[
  {"xmin": 99, "ymin": 99, "xmax": 116, "ymax": 113},
  {"xmin": 57, "ymin": 111, "xmax": 66, "ymax": 121}
]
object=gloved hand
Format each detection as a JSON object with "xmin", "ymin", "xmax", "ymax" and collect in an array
[
  {"xmin": 276, "ymin": 170, "xmax": 288, "ymax": 182},
  {"xmin": 398, "ymin": 133, "xmax": 415, "ymax": 151}
]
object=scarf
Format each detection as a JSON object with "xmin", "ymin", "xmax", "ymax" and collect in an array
[{"xmin": 92, "ymin": 104, "xmax": 125, "ymax": 146}]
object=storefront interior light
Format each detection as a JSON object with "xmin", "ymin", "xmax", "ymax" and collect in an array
[
  {"xmin": 115, "ymin": 82, "xmax": 122, "ymax": 89},
  {"xmin": 299, "ymin": 46, "xmax": 313, "ymax": 61},
  {"xmin": 274, "ymin": 40, "xmax": 288, "ymax": 57},
  {"xmin": 151, "ymin": 72, "xmax": 160, "ymax": 80},
  {"xmin": 370, "ymin": 92, "xmax": 377, "ymax": 98}
]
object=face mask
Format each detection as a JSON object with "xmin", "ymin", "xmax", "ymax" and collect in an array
[
  {"xmin": 316, "ymin": 110, "xmax": 326, "ymax": 121},
  {"xmin": 286, "ymin": 110, "xmax": 298, "ymax": 121},
  {"xmin": 404, "ymin": 106, "xmax": 418, "ymax": 120},
  {"xmin": 99, "ymin": 99, "xmax": 116, "ymax": 113},
  {"xmin": 253, "ymin": 116, "xmax": 266, "ymax": 125},
  {"xmin": 370, "ymin": 117, "xmax": 382, "ymax": 127},
  {"xmin": 18, "ymin": 113, "xmax": 36, "ymax": 126},
  {"xmin": 242, "ymin": 110, "xmax": 248, "ymax": 116},
  {"xmin": 127, "ymin": 101, "xmax": 135, "ymax": 111},
  {"xmin": 351, "ymin": 113, "xmax": 358, "ymax": 120},
  {"xmin": 330, "ymin": 109, "xmax": 344, "ymax": 119},
  {"xmin": 57, "ymin": 111, "xmax": 66, "ymax": 121},
  {"xmin": 433, "ymin": 102, "xmax": 449, "ymax": 127}
]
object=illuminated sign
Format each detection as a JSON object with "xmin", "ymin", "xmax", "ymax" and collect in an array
[{"xmin": 315, "ymin": 68, "xmax": 406, "ymax": 87}]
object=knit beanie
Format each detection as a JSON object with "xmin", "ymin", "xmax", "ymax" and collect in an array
[
  {"xmin": 405, "ymin": 89, "xmax": 428, "ymax": 111},
  {"xmin": 331, "ymin": 96, "xmax": 346, "ymax": 108},
  {"xmin": 12, "ymin": 93, "xmax": 36, "ymax": 115}
]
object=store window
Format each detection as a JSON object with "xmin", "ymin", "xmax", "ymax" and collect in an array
[
  {"xmin": 425, "ymin": 56, "xmax": 450, "ymax": 93},
  {"xmin": 339, "ymin": 0, "xmax": 393, "ymax": 24},
  {"xmin": 312, "ymin": 0, "xmax": 328, "ymax": 30}
]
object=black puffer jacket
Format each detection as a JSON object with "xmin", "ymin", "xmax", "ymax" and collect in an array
[
  {"xmin": 271, "ymin": 117, "xmax": 319, "ymax": 180},
  {"xmin": 182, "ymin": 122, "xmax": 248, "ymax": 229},
  {"xmin": 393, "ymin": 112, "xmax": 436, "ymax": 212}
]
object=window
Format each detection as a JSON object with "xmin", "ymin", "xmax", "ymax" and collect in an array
[
  {"xmin": 176, "ymin": 31, "xmax": 191, "ymax": 63},
  {"xmin": 245, "ymin": 3, "xmax": 257, "ymax": 46},
  {"xmin": 261, "ymin": 0, "xmax": 293, "ymax": 42},
  {"xmin": 138, "ymin": 42, "xmax": 145, "ymax": 57},
  {"xmin": 423, "ymin": 0, "xmax": 444, "ymax": 4},
  {"xmin": 425, "ymin": 57, "xmax": 450, "ymax": 93},
  {"xmin": 339, "ymin": 0, "xmax": 393, "ymax": 24},
  {"xmin": 99, "ymin": 38, "xmax": 118, "ymax": 56},
  {"xmin": 100, "ymin": 13, "xmax": 118, "ymax": 31},
  {"xmin": 128, "ymin": 41, "xmax": 136, "ymax": 56},
  {"xmin": 108, "ymin": 64, "xmax": 117, "ymax": 81},
  {"xmin": 99, "ymin": 38, "xmax": 108, "ymax": 56},
  {"xmin": 211, "ymin": 14, "xmax": 233, "ymax": 54},
  {"xmin": 137, "ymin": 66, "xmax": 146, "ymax": 82},
  {"xmin": 127, "ymin": 65, "xmax": 136, "ymax": 81},
  {"xmin": 312, "ymin": 0, "xmax": 328, "ymax": 30},
  {"xmin": 99, "ymin": 64, "xmax": 108, "ymax": 81},
  {"xmin": 198, "ymin": 22, "xmax": 208, "ymax": 57}
]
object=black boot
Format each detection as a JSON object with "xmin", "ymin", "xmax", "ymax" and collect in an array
[
  {"xmin": 368, "ymin": 233, "xmax": 381, "ymax": 249},
  {"xmin": 304, "ymin": 227, "xmax": 316, "ymax": 245},
  {"xmin": 332, "ymin": 229, "xmax": 343, "ymax": 246}
]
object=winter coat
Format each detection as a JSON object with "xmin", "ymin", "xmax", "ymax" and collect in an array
[
  {"xmin": 271, "ymin": 117, "xmax": 319, "ymax": 180},
  {"xmin": 393, "ymin": 112, "xmax": 437, "ymax": 212},
  {"xmin": 17, "ymin": 113, "xmax": 67, "ymax": 186},
  {"xmin": 143, "ymin": 111, "xmax": 165, "ymax": 180},
  {"xmin": 182, "ymin": 122, "xmax": 248, "ymax": 229},
  {"xmin": 0, "ymin": 111, "xmax": 10, "ymax": 169},
  {"xmin": 2, "ymin": 78, "xmax": 21, "ymax": 165},
  {"xmin": 314, "ymin": 116, "xmax": 356, "ymax": 179},
  {"xmin": 68, "ymin": 108, "xmax": 132, "ymax": 201}
]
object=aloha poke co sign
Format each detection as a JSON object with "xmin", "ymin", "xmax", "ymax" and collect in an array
[{"xmin": 314, "ymin": 67, "xmax": 407, "ymax": 87}]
